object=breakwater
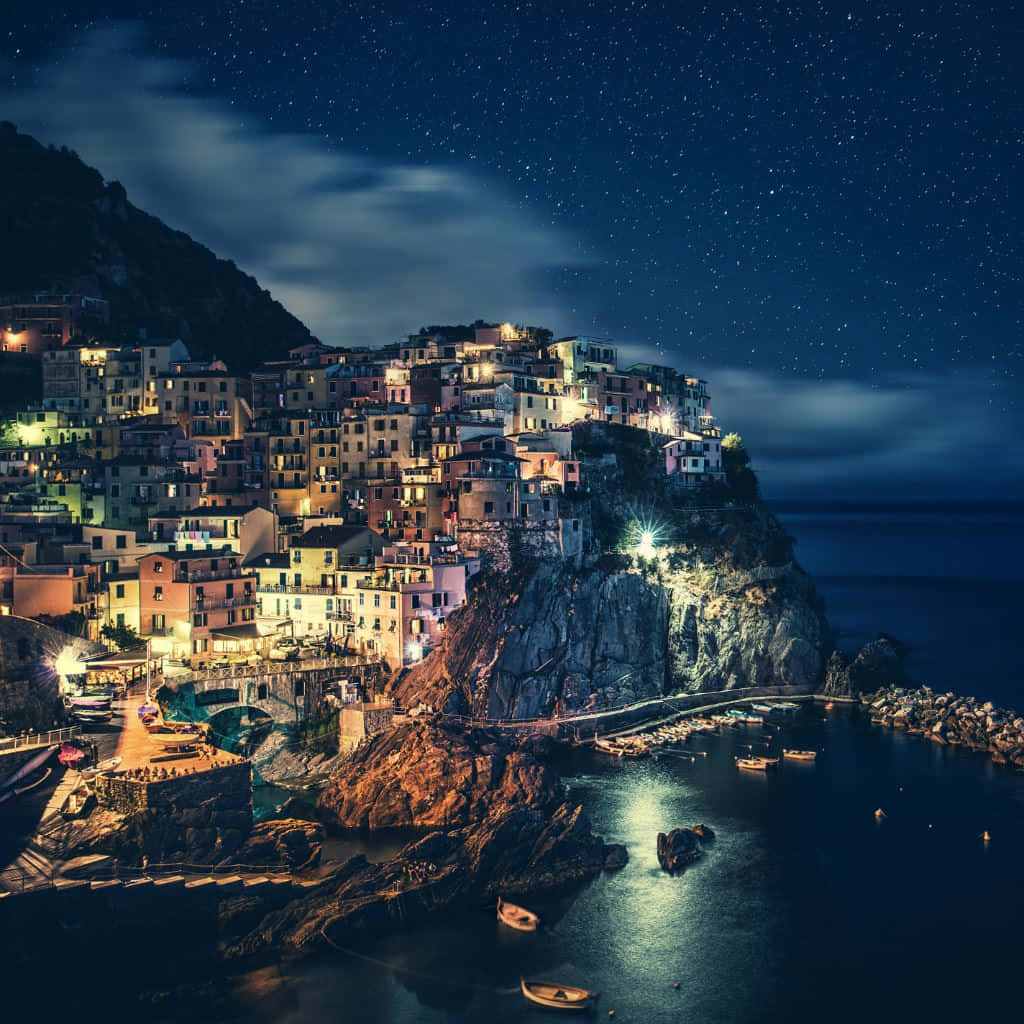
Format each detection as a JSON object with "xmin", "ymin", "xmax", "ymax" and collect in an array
[{"xmin": 864, "ymin": 685, "xmax": 1024, "ymax": 767}]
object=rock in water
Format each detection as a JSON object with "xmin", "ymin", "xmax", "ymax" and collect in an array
[
  {"xmin": 602, "ymin": 843, "xmax": 629, "ymax": 871},
  {"xmin": 691, "ymin": 823, "xmax": 716, "ymax": 841},
  {"xmin": 821, "ymin": 635, "xmax": 909, "ymax": 698},
  {"xmin": 657, "ymin": 828, "xmax": 702, "ymax": 872},
  {"xmin": 236, "ymin": 818, "xmax": 325, "ymax": 872}
]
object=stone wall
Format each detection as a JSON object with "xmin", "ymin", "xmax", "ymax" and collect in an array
[
  {"xmin": 457, "ymin": 519, "xmax": 583, "ymax": 572},
  {"xmin": 92, "ymin": 761, "xmax": 254, "ymax": 862}
]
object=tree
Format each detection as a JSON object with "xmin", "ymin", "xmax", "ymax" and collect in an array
[
  {"xmin": 722, "ymin": 433, "xmax": 759, "ymax": 501},
  {"xmin": 101, "ymin": 622, "xmax": 141, "ymax": 651}
]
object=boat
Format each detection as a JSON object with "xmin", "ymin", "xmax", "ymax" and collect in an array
[
  {"xmin": 520, "ymin": 978, "xmax": 596, "ymax": 1011},
  {"xmin": 61, "ymin": 784, "xmax": 93, "ymax": 818},
  {"xmin": 149, "ymin": 733, "xmax": 201, "ymax": 749},
  {"xmin": 726, "ymin": 709, "xmax": 764, "ymax": 725},
  {"xmin": 136, "ymin": 704, "xmax": 160, "ymax": 719},
  {"xmin": 0, "ymin": 744, "xmax": 58, "ymax": 803},
  {"xmin": 750, "ymin": 703, "xmax": 775, "ymax": 714},
  {"xmin": 81, "ymin": 756, "xmax": 122, "ymax": 782},
  {"xmin": 736, "ymin": 757, "xmax": 768, "ymax": 771},
  {"xmin": 497, "ymin": 897, "xmax": 539, "ymax": 932},
  {"xmin": 13, "ymin": 765, "xmax": 52, "ymax": 795},
  {"xmin": 824, "ymin": 701, "xmax": 835, "ymax": 711},
  {"xmin": 774, "ymin": 701, "xmax": 800, "ymax": 710},
  {"xmin": 58, "ymin": 743, "xmax": 87, "ymax": 768},
  {"xmin": 72, "ymin": 707, "xmax": 113, "ymax": 723},
  {"xmin": 783, "ymin": 749, "xmax": 817, "ymax": 761}
]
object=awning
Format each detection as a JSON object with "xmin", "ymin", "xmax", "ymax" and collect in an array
[
  {"xmin": 83, "ymin": 645, "xmax": 154, "ymax": 669},
  {"xmin": 209, "ymin": 624, "xmax": 264, "ymax": 640}
]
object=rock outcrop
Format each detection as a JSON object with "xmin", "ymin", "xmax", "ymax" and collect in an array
[
  {"xmin": 821, "ymin": 635, "xmax": 910, "ymax": 698},
  {"xmin": 233, "ymin": 721, "xmax": 615, "ymax": 954},
  {"xmin": 317, "ymin": 721, "xmax": 563, "ymax": 829},
  {"xmin": 236, "ymin": 819, "xmax": 325, "ymax": 872},
  {"xmin": 657, "ymin": 828, "xmax": 702, "ymax": 872}
]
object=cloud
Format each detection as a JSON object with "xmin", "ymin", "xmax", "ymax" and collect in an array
[
  {"xmin": 705, "ymin": 368, "xmax": 1024, "ymax": 498},
  {"xmin": 1, "ymin": 24, "xmax": 581, "ymax": 346}
]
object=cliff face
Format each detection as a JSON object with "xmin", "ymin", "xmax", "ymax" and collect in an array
[{"xmin": 398, "ymin": 484, "xmax": 831, "ymax": 719}]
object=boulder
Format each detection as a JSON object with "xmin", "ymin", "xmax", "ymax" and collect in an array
[
  {"xmin": 657, "ymin": 828, "xmax": 702, "ymax": 872},
  {"xmin": 236, "ymin": 818, "xmax": 325, "ymax": 872},
  {"xmin": 602, "ymin": 843, "xmax": 629, "ymax": 871}
]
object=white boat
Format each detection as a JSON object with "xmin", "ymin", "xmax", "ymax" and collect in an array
[
  {"xmin": 0, "ymin": 745, "xmax": 58, "ymax": 804},
  {"xmin": 149, "ymin": 732, "xmax": 201, "ymax": 749},
  {"xmin": 782, "ymin": 749, "xmax": 817, "ymax": 761},
  {"xmin": 497, "ymin": 897, "xmax": 539, "ymax": 932},
  {"xmin": 750, "ymin": 703, "xmax": 775, "ymax": 714},
  {"xmin": 774, "ymin": 701, "xmax": 800, "ymax": 710},
  {"xmin": 520, "ymin": 978, "xmax": 596, "ymax": 1011},
  {"xmin": 82, "ymin": 756, "xmax": 122, "ymax": 781},
  {"xmin": 736, "ymin": 757, "xmax": 768, "ymax": 771}
]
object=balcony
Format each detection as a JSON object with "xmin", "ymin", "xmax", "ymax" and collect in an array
[
  {"xmin": 194, "ymin": 594, "xmax": 256, "ymax": 611},
  {"xmin": 326, "ymin": 610, "xmax": 353, "ymax": 622},
  {"xmin": 175, "ymin": 567, "xmax": 249, "ymax": 583},
  {"xmin": 256, "ymin": 583, "xmax": 336, "ymax": 596}
]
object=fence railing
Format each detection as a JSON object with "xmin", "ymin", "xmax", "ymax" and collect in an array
[{"xmin": 0, "ymin": 725, "xmax": 80, "ymax": 755}]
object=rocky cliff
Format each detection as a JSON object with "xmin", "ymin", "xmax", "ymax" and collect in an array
[
  {"xmin": 233, "ymin": 721, "xmax": 615, "ymax": 955},
  {"xmin": 397, "ymin": 425, "xmax": 831, "ymax": 719}
]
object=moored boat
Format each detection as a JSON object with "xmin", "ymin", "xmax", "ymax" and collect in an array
[
  {"xmin": 774, "ymin": 701, "xmax": 800, "ymax": 710},
  {"xmin": 736, "ymin": 756, "xmax": 768, "ymax": 771},
  {"xmin": 520, "ymin": 978, "xmax": 596, "ymax": 1011},
  {"xmin": 750, "ymin": 703, "xmax": 775, "ymax": 714},
  {"xmin": 782, "ymin": 749, "xmax": 817, "ymax": 761},
  {"xmin": 497, "ymin": 897, "xmax": 539, "ymax": 932}
]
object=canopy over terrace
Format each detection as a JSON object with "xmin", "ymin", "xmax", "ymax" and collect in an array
[
  {"xmin": 82, "ymin": 644, "xmax": 161, "ymax": 692},
  {"xmin": 209, "ymin": 622, "xmax": 284, "ymax": 656}
]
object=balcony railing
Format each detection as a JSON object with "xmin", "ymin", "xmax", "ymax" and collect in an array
[
  {"xmin": 326, "ymin": 610, "xmax": 353, "ymax": 622},
  {"xmin": 194, "ymin": 594, "xmax": 256, "ymax": 611},
  {"xmin": 174, "ymin": 567, "xmax": 250, "ymax": 583},
  {"xmin": 256, "ymin": 583, "xmax": 336, "ymax": 596}
]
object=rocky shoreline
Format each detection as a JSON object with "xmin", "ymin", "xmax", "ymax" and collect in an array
[
  {"xmin": 226, "ymin": 720, "xmax": 625, "ymax": 957},
  {"xmin": 864, "ymin": 685, "xmax": 1024, "ymax": 768}
]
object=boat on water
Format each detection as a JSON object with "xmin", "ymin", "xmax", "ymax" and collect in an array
[
  {"xmin": 824, "ymin": 701, "xmax": 835, "ymax": 711},
  {"xmin": 0, "ymin": 744, "xmax": 58, "ymax": 804},
  {"xmin": 774, "ymin": 701, "xmax": 800, "ymax": 710},
  {"xmin": 750, "ymin": 703, "xmax": 775, "ymax": 714},
  {"xmin": 736, "ymin": 756, "xmax": 768, "ymax": 771},
  {"xmin": 594, "ymin": 736, "xmax": 648, "ymax": 758},
  {"xmin": 520, "ymin": 978, "xmax": 596, "ymax": 1011},
  {"xmin": 727, "ymin": 709, "xmax": 764, "ymax": 724},
  {"xmin": 497, "ymin": 897, "xmax": 539, "ymax": 932},
  {"xmin": 783, "ymin": 749, "xmax": 817, "ymax": 761}
]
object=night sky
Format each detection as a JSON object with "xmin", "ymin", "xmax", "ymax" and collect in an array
[{"xmin": 2, "ymin": 2, "xmax": 1022, "ymax": 496}]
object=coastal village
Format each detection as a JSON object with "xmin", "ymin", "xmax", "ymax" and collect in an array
[
  {"xmin": 1, "ymin": 294, "xmax": 1021, "ymax": 1013},
  {"xmin": 0, "ymin": 294, "xmax": 723, "ymax": 675}
]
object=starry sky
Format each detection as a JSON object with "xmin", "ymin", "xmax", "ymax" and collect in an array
[{"xmin": 2, "ymin": 1, "xmax": 1022, "ymax": 497}]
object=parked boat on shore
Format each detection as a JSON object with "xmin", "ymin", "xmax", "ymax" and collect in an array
[
  {"xmin": 497, "ymin": 898, "xmax": 539, "ymax": 932},
  {"xmin": 520, "ymin": 978, "xmax": 596, "ymax": 1011}
]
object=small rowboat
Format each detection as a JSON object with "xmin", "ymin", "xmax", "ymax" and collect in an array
[
  {"xmin": 736, "ymin": 757, "xmax": 768, "ymax": 771},
  {"xmin": 497, "ymin": 897, "xmax": 539, "ymax": 932},
  {"xmin": 783, "ymin": 749, "xmax": 817, "ymax": 761},
  {"xmin": 81, "ymin": 756, "xmax": 122, "ymax": 782},
  {"xmin": 750, "ymin": 703, "xmax": 775, "ymax": 714},
  {"xmin": 149, "ymin": 733, "xmax": 200, "ymax": 749},
  {"xmin": 520, "ymin": 978, "xmax": 596, "ymax": 1011}
]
